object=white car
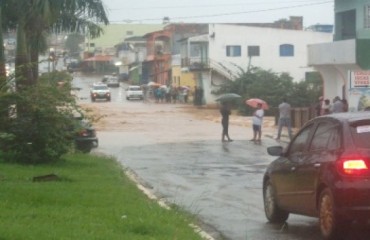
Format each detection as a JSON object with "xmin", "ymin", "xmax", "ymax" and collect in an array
[
  {"xmin": 126, "ymin": 85, "xmax": 143, "ymax": 100},
  {"xmin": 90, "ymin": 83, "xmax": 111, "ymax": 102},
  {"xmin": 106, "ymin": 76, "xmax": 120, "ymax": 88}
]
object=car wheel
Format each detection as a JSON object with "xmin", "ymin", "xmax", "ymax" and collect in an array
[
  {"xmin": 75, "ymin": 142, "xmax": 92, "ymax": 153},
  {"xmin": 107, "ymin": 97, "xmax": 111, "ymax": 101},
  {"xmin": 91, "ymin": 97, "xmax": 95, "ymax": 102},
  {"xmin": 126, "ymin": 97, "xmax": 129, "ymax": 100},
  {"xmin": 263, "ymin": 180, "xmax": 289, "ymax": 223},
  {"xmin": 319, "ymin": 188, "xmax": 349, "ymax": 240}
]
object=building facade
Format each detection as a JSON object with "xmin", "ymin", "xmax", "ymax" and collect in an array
[
  {"xmin": 142, "ymin": 24, "xmax": 208, "ymax": 85},
  {"xmin": 308, "ymin": 0, "xmax": 370, "ymax": 111},
  {"xmin": 180, "ymin": 24, "xmax": 333, "ymax": 104}
]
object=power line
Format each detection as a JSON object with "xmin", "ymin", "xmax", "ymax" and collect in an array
[
  {"xmin": 108, "ymin": 0, "xmax": 331, "ymax": 11},
  {"xmin": 109, "ymin": 1, "xmax": 333, "ymax": 23}
]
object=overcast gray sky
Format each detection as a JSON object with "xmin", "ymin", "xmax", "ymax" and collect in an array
[{"xmin": 103, "ymin": 0, "xmax": 334, "ymax": 27}]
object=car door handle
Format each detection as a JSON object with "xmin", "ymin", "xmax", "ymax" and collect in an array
[{"xmin": 313, "ymin": 163, "xmax": 321, "ymax": 168}]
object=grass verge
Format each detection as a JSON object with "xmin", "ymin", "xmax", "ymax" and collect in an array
[{"xmin": 0, "ymin": 153, "xmax": 205, "ymax": 240}]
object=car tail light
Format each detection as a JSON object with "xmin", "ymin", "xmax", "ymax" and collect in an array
[
  {"xmin": 337, "ymin": 157, "xmax": 369, "ymax": 176},
  {"xmin": 78, "ymin": 129, "xmax": 89, "ymax": 137}
]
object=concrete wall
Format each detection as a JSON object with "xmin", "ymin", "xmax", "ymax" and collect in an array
[
  {"xmin": 208, "ymin": 24, "xmax": 333, "ymax": 82},
  {"xmin": 308, "ymin": 39, "xmax": 356, "ymax": 65}
]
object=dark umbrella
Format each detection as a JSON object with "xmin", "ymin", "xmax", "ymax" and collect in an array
[{"xmin": 215, "ymin": 93, "xmax": 242, "ymax": 102}]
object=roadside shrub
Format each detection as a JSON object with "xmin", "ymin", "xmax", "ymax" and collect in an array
[{"xmin": 0, "ymin": 71, "xmax": 80, "ymax": 164}]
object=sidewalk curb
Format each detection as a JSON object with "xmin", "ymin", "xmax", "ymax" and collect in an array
[{"xmin": 124, "ymin": 168, "xmax": 216, "ymax": 240}]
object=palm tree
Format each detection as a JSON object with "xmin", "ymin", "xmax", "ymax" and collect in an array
[
  {"xmin": 25, "ymin": 0, "xmax": 109, "ymax": 81},
  {"xmin": 0, "ymin": 0, "xmax": 109, "ymax": 87}
]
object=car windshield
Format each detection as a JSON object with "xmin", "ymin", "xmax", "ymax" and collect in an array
[
  {"xmin": 350, "ymin": 120, "xmax": 370, "ymax": 149},
  {"xmin": 129, "ymin": 87, "xmax": 141, "ymax": 91},
  {"xmin": 93, "ymin": 85, "xmax": 108, "ymax": 90}
]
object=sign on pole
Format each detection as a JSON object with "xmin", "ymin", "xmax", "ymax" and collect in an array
[{"xmin": 348, "ymin": 71, "xmax": 370, "ymax": 111}]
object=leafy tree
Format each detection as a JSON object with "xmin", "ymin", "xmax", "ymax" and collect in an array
[
  {"xmin": 0, "ymin": 0, "xmax": 109, "ymax": 164},
  {"xmin": 0, "ymin": 0, "xmax": 109, "ymax": 85},
  {"xmin": 214, "ymin": 67, "xmax": 323, "ymax": 116}
]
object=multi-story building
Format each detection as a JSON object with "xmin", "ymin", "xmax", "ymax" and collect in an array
[
  {"xmin": 142, "ymin": 23, "xmax": 208, "ymax": 85},
  {"xmin": 180, "ymin": 23, "xmax": 333, "ymax": 104},
  {"xmin": 115, "ymin": 36, "xmax": 147, "ymax": 84},
  {"xmin": 308, "ymin": 0, "xmax": 370, "ymax": 111}
]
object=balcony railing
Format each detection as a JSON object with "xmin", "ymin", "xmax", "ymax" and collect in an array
[{"xmin": 181, "ymin": 57, "xmax": 209, "ymax": 70}]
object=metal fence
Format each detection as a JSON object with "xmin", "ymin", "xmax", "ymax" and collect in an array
[{"xmin": 271, "ymin": 107, "xmax": 316, "ymax": 129}]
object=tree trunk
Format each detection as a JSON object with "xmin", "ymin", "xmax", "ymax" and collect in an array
[
  {"xmin": 15, "ymin": 23, "xmax": 33, "ymax": 90},
  {"xmin": 0, "ymin": 7, "xmax": 6, "ymax": 87}
]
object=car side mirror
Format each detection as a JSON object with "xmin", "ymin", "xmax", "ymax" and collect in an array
[{"xmin": 267, "ymin": 146, "xmax": 283, "ymax": 156}]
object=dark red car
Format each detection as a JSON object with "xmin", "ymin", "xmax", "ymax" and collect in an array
[{"xmin": 263, "ymin": 112, "xmax": 370, "ymax": 239}]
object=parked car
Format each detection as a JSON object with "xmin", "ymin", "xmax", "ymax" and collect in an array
[
  {"xmin": 102, "ymin": 75, "xmax": 109, "ymax": 83},
  {"xmin": 106, "ymin": 76, "xmax": 120, "ymax": 88},
  {"xmin": 263, "ymin": 112, "xmax": 370, "ymax": 239},
  {"xmin": 74, "ymin": 117, "xmax": 99, "ymax": 153},
  {"xmin": 90, "ymin": 83, "xmax": 111, "ymax": 102},
  {"xmin": 126, "ymin": 85, "xmax": 143, "ymax": 100}
]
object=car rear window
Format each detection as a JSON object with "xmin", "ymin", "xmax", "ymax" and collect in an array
[{"xmin": 350, "ymin": 120, "xmax": 370, "ymax": 149}]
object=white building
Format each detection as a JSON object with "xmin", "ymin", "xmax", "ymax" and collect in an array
[
  {"xmin": 308, "ymin": 0, "xmax": 370, "ymax": 111},
  {"xmin": 181, "ymin": 24, "xmax": 333, "ymax": 104}
]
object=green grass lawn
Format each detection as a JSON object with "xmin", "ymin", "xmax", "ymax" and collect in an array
[{"xmin": 0, "ymin": 154, "xmax": 205, "ymax": 240}]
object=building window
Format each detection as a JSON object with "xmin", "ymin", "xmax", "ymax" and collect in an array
[
  {"xmin": 226, "ymin": 45, "xmax": 241, "ymax": 57},
  {"xmin": 365, "ymin": 5, "xmax": 370, "ymax": 28},
  {"xmin": 248, "ymin": 46, "xmax": 260, "ymax": 57},
  {"xmin": 335, "ymin": 10, "xmax": 356, "ymax": 40},
  {"xmin": 280, "ymin": 44, "xmax": 294, "ymax": 57}
]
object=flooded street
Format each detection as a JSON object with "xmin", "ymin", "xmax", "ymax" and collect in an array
[{"xmin": 72, "ymin": 73, "xmax": 368, "ymax": 240}]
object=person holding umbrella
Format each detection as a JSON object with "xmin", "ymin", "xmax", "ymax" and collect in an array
[
  {"xmin": 220, "ymin": 102, "xmax": 233, "ymax": 142},
  {"xmin": 251, "ymin": 103, "xmax": 264, "ymax": 142},
  {"xmin": 245, "ymin": 98, "xmax": 268, "ymax": 142}
]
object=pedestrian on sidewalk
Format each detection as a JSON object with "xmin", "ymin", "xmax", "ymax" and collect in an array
[
  {"xmin": 322, "ymin": 99, "xmax": 331, "ymax": 115},
  {"xmin": 220, "ymin": 102, "xmax": 233, "ymax": 142},
  {"xmin": 276, "ymin": 98, "xmax": 292, "ymax": 141},
  {"xmin": 331, "ymin": 96, "xmax": 344, "ymax": 113},
  {"xmin": 251, "ymin": 103, "xmax": 264, "ymax": 142}
]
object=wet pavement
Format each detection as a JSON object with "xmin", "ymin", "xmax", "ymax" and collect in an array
[{"xmin": 72, "ymin": 73, "xmax": 370, "ymax": 240}]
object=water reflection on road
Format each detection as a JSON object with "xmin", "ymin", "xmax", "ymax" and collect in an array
[{"xmin": 72, "ymin": 73, "xmax": 370, "ymax": 240}]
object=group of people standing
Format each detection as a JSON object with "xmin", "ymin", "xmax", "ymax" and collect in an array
[
  {"xmin": 220, "ymin": 94, "xmax": 352, "ymax": 144},
  {"xmin": 219, "ymin": 98, "xmax": 293, "ymax": 143},
  {"xmin": 153, "ymin": 86, "xmax": 189, "ymax": 104},
  {"xmin": 315, "ymin": 96, "xmax": 348, "ymax": 116},
  {"xmin": 220, "ymin": 101, "xmax": 266, "ymax": 143}
]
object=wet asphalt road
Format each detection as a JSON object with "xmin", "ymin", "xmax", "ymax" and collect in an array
[{"xmin": 72, "ymin": 73, "xmax": 370, "ymax": 240}]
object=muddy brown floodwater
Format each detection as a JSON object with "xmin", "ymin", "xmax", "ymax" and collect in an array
[{"xmin": 79, "ymin": 101, "xmax": 277, "ymax": 136}]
